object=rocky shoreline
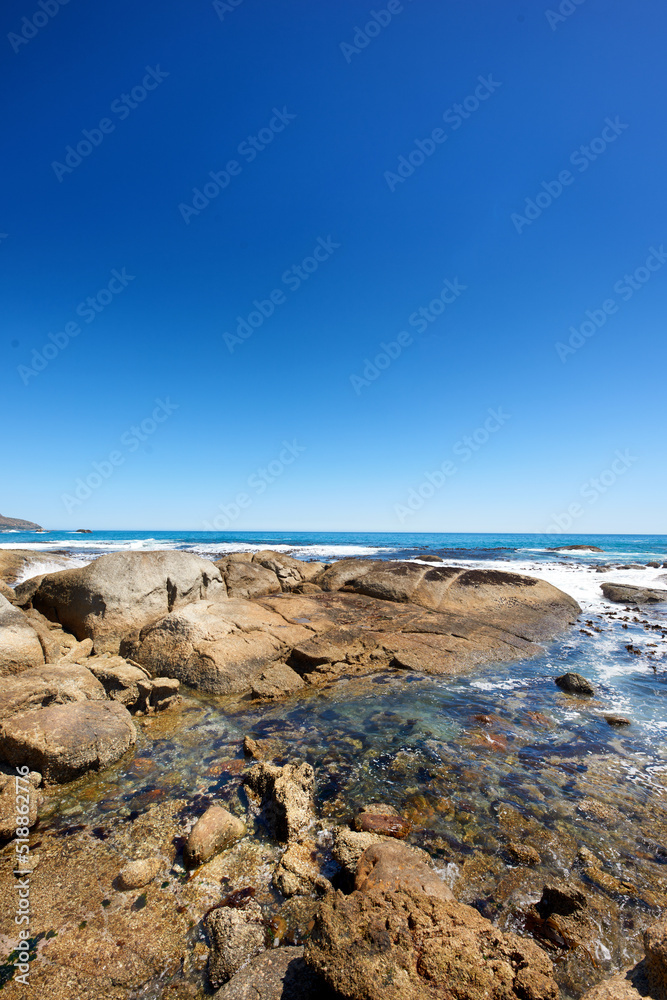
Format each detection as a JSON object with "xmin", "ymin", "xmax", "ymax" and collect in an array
[{"xmin": 1, "ymin": 547, "xmax": 666, "ymax": 999}]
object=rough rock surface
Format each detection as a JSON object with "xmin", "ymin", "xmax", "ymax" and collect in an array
[
  {"xmin": 555, "ymin": 671, "xmax": 595, "ymax": 695},
  {"xmin": 28, "ymin": 549, "xmax": 225, "ymax": 653},
  {"xmin": 117, "ymin": 856, "xmax": 163, "ymax": 890},
  {"xmin": 0, "ymin": 767, "xmax": 41, "ymax": 839},
  {"xmin": 355, "ymin": 841, "xmax": 454, "ymax": 902},
  {"xmin": 206, "ymin": 898, "xmax": 266, "ymax": 987},
  {"xmin": 0, "ymin": 700, "xmax": 136, "ymax": 783},
  {"xmin": 601, "ymin": 582, "xmax": 667, "ymax": 605},
  {"xmin": 316, "ymin": 560, "xmax": 580, "ymax": 642},
  {"xmin": 644, "ymin": 919, "xmax": 667, "ymax": 995},
  {"xmin": 250, "ymin": 663, "xmax": 305, "ymax": 700},
  {"xmin": 213, "ymin": 945, "xmax": 333, "ymax": 1000},
  {"xmin": 252, "ymin": 550, "xmax": 311, "ymax": 590},
  {"xmin": 354, "ymin": 803, "xmax": 412, "ymax": 839},
  {"xmin": 305, "ymin": 886, "xmax": 558, "ymax": 1000},
  {"xmin": 0, "ymin": 662, "xmax": 107, "ymax": 717},
  {"xmin": 273, "ymin": 841, "xmax": 331, "ymax": 897},
  {"xmin": 85, "ymin": 655, "xmax": 179, "ymax": 713},
  {"xmin": 244, "ymin": 760, "xmax": 314, "ymax": 842},
  {"xmin": 215, "ymin": 557, "xmax": 281, "ymax": 599},
  {"xmin": 184, "ymin": 805, "xmax": 245, "ymax": 868},
  {"xmin": 332, "ymin": 825, "xmax": 384, "ymax": 876},
  {"xmin": 125, "ymin": 598, "xmax": 313, "ymax": 695},
  {"xmin": 0, "ymin": 592, "xmax": 45, "ymax": 674}
]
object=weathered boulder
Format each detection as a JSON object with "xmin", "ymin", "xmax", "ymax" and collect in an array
[
  {"xmin": 305, "ymin": 886, "xmax": 558, "ymax": 1000},
  {"xmin": 355, "ymin": 841, "xmax": 454, "ymax": 903},
  {"xmin": 0, "ymin": 662, "xmax": 106, "ymax": 718},
  {"xmin": 84, "ymin": 655, "xmax": 179, "ymax": 713},
  {"xmin": 215, "ymin": 557, "xmax": 281, "ymax": 599},
  {"xmin": 0, "ymin": 580, "xmax": 16, "ymax": 602},
  {"xmin": 601, "ymin": 583, "xmax": 667, "ymax": 605},
  {"xmin": 555, "ymin": 672, "xmax": 595, "ymax": 696},
  {"xmin": 0, "ymin": 700, "xmax": 136, "ymax": 783},
  {"xmin": 316, "ymin": 561, "xmax": 580, "ymax": 643},
  {"xmin": 117, "ymin": 856, "xmax": 163, "ymax": 890},
  {"xmin": 250, "ymin": 663, "xmax": 305, "ymax": 700},
  {"xmin": 184, "ymin": 805, "xmax": 245, "ymax": 868},
  {"xmin": 29, "ymin": 550, "xmax": 225, "ymax": 653},
  {"xmin": 331, "ymin": 826, "xmax": 384, "ymax": 876},
  {"xmin": 206, "ymin": 899, "xmax": 265, "ymax": 988},
  {"xmin": 0, "ymin": 593, "xmax": 46, "ymax": 675},
  {"xmin": 252, "ymin": 550, "xmax": 308, "ymax": 590},
  {"xmin": 126, "ymin": 598, "xmax": 313, "ymax": 695},
  {"xmin": 0, "ymin": 767, "xmax": 41, "ymax": 840},
  {"xmin": 244, "ymin": 760, "xmax": 314, "ymax": 842},
  {"xmin": 213, "ymin": 946, "xmax": 332, "ymax": 1000},
  {"xmin": 644, "ymin": 919, "xmax": 667, "ymax": 995},
  {"xmin": 273, "ymin": 841, "xmax": 331, "ymax": 897}
]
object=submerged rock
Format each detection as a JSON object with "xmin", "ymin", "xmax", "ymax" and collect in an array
[
  {"xmin": 244, "ymin": 760, "xmax": 314, "ymax": 842},
  {"xmin": 354, "ymin": 803, "xmax": 411, "ymax": 839},
  {"xmin": 28, "ymin": 549, "xmax": 225, "ymax": 653},
  {"xmin": 117, "ymin": 856, "xmax": 163, "ymax": 890},
  {"xmin": 184, "ymin": 805, "xmax": 246, "ymax": 868}
]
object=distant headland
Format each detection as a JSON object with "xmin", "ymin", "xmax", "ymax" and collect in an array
[{"xmin": 0, "ymin": 513, "xmax": 42, "ymax": 531}]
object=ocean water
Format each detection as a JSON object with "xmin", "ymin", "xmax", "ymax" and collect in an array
[{"xmin": 5, "ymin": 530, "xmax": 667, "ymax": 994}]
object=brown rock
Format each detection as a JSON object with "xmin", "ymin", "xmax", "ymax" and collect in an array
[
  {"xmin": 117, "ymin": 856, "xmax": 163, "ymax": 890},
  {"xmin": 29, "ymin": 549, "xmax": 225, "ymax": 653},
  {"xmin": 0, "ymin": 592, "xmax": 45, "ymax": 675},
  {"xmin": 331, "ymin": 826, "xmax": 384, "ymax": 876},
  {"xmin": 212, "ymin": 945, "xmax": 332, "ymax": 1000},
  {"xmin": 507, "ymin": 842, "xmax": 541, "ymax": 865},
  {"xmin": 644, "ymin": 919, "xmax": 667, "ymax": 995},
  {"xmin": 206, "ymin": 899, "xmax": 265, "ymax": 988},
  {"xmin": 273, "ymin": 841, "xmax": 331, "ymax": 897},
  {"xmin": 354, "ymin": 803, "xmax": 411, "ymax": 839},
  {"xmin": 0, "ymin": 548, "xmax": 74, "ymax": 586},
  {"xmin": 0, "ymin": 662, "xmax": 106, "ymax": 718},
  {"xmin": 305, "ymin": 886, "xmax": 558, "ymax": 1000},
  {"xmin": 244, "ymin": 761, "xmax": 314, "ymax": 842},
  {"xmin": 215, "ymin": 558, "xmax": 281, "ymax": 599},
  {"xmin": 250, "ymin": 663, "xmax": 305, "ymax": 700},
  {"xmin": 184, "ymin": 805, "xmax": 245, "ymax": 868},
  {"xmin": 356, "ymin": 841, "xmax": 454, "ymax": 902},
  {"xmin": 0, "ymin": 700, "xmax": 136, "ymax": 783},
  {"xmin": 0, "ymin": 767, "xmax": 41, "ymax": 840}
]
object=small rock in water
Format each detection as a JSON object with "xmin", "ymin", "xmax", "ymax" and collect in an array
[
  {"xmin": 117, "ymin": 856, "xmax": 163, "ymax": 890},
  {"xmin": 604, "ymin": 714, "xmax": 631, "ymax": 727},
  {"xmin": 354, "ymin": 803, "xmax": 411, "ymax": 839},
  {"xmin": 555, "ymin": 672, "xmax": 595, "ymax": 696},
  {"xmin": 184, "ymin": 805, "xmax": 245, "ymax": 868},
  {"xmin": 507, "ymin": 841, "xmax": 541, "ymax": 866}
]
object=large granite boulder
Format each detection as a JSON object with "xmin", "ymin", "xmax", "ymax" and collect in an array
[
  {"xmin": 252, "ymin": 550, "xmax": 309, "ymax": 590},
  {"xmin": 316, "ymin": 561, "xmax": 580, "ymax": 643},
  {"xmin": 601, "ymin": 583, "xmax": 667, "ymax": 605},
  {"xmin": 84, "ymin": 655, "xmax": 179, "ymax": 713},
  {"xmin": 355, "ymin": 841, "xmax": 454, "ymax": 902},
  {"xmin": 0, "ymin": 700, "xmax": 136, "ymax": 783},
  {"xmin": 125, "ymin": 598, "xmax": 313, "ymax": 695},
  {"xmin": 0, "ymin": 593, "xmax": 45, "ymax": 675},
  {"xmin": 28, "ymin": 550, "xmax": 225, "ymax": 652},
  {"xmin": 215, "ymin": 557, "xmax": 281, "ymax": 599},
  {"xmin": 305, "ymin": 885, "xmax": 558, "ymax": 1000}
]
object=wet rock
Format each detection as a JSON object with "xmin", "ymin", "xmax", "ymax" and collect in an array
[
  {"xmin": 184, "ymin": 805, "xmax": 245, "ymax": 868},
  {"xmin": 213, "ymin": 945, "xmax": 331, "ymax": 1000},
  {"xmin": 0, "ymin": 547, "xmax": 74, "ymax": 586},
  {"xmin": 555, "ymin": 672, "xmax": 595, "ymax": 695},
  {"xmin": 579, "ymin": 964, "xmax": 649, "ymax": 1000},
  {"xmin": 0, "ymin": 700, "xmax": 136, "ymax": 783},
  {"xmin": 356, "ymin": 840, "xmax": 454, "ymax": 902},
  {"xmin": 605, "ymin": 714, "xmax": 631, "ymax": 727},
  {"xmin": 507, "ymin": 841, "xmax": 541, "ymax": 865},
  {"xmin": 0, "ymin": 662, "xmax": 107, "ymax": 717},
  {"xmin": 29, "ymin": 549, "xmax": 225, "ymax": 653},
  {"xmin": 354, "ymin": 803, "xmax": 411, "ymax": 839},
  {"xmin": 305, "ymin": 885, "xmax": 558, "ymax": 1000},
  {"xmin": 215, "ymin": 557, "xmax": 281, "ymax": 599},
  {"xmin": 206, "ymin": 898, "xmax": 266, "ymax": 988},
  {"xmin": 0, "ymin": 592, "xmax": 45, "ymax": 674},
  {"xmin": 331, "ymin": 826, "xmax": 383, "ymax": 876},
  {"xmin": 273, "ymin": 841, "xmax": 331, "ymax": 897},
  {"xmin": 117, "ymin": 856, "xmax": 163, "ymax": 890},
  {"xmin": 244, "ymin": 760, "xmax": 314, "ymax": 842},
  {"xmin": 602, "ymin": 583, "xmax": 667, "ymax": 605}
]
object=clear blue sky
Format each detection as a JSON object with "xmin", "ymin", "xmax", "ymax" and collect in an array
[{"xmin": 2, "ymin": 0, "xmax": 665, "ymax": 532}]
